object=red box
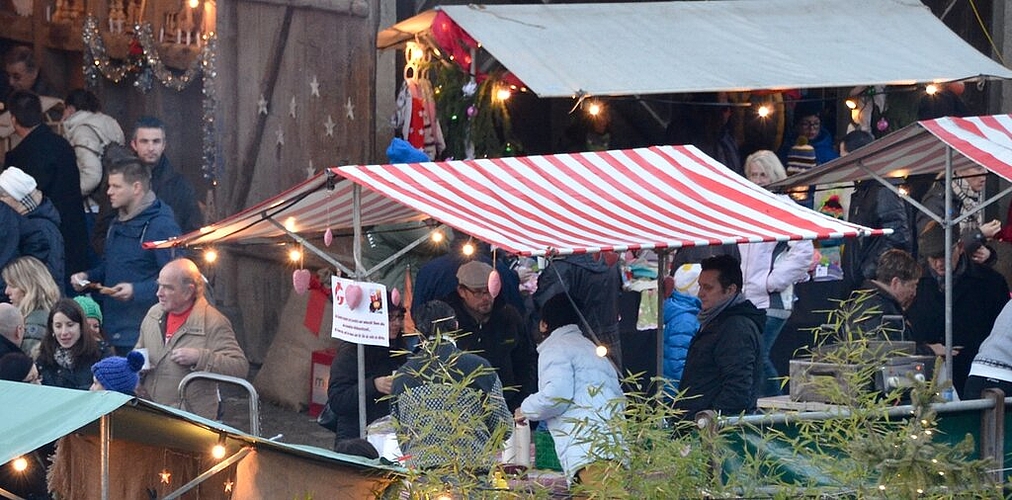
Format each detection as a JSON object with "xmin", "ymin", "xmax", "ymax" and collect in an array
[{"xmin": 309, "ymin": 348, "xmax": 336, "ymax": 417}]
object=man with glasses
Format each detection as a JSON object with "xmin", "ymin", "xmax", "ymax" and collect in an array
[
  {"xmin": 907, "ymin": 221, "xmax": 1009, "ymax": 398},
  {"xmin": 777, "ymin": 101, "xmax": 839, "ymax": 168},
  {"xmin": 443, "ymin": 260, "xmax": 536, "ymax": 410}
]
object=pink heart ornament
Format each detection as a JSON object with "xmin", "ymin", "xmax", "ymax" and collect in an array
[
  {"xmin": 346, "ymin": 284, "xmax": 363, "ymax": 310},
  {"xmin": 487, "ymin": 269, "xmax": 502, "ymax": 298},
  {"xmin": 324, "ymin": 228, "xmax": 333, "ymax": 247},
  {"xmin": 390, "ymin": 287, "xmax": 401, "ymax": 307},
  {"xmin": 292, "ymin": 269, "xmax": 311, "ymax": 295}
]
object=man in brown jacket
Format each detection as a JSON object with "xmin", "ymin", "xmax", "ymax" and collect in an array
[{"xmin": 135, "ymin": 258, "xmax": 248, "ymax": 419}]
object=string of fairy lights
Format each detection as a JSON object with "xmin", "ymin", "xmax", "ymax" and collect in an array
[{"xmin": 82, "ymin": 15, "xmax": 219, "ymax": 182}]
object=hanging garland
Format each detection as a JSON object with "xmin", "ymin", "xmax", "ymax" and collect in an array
[
  {"xmin": 82, "ymin": 15, "xmax": 219, "ymax": 182},
  {"xmin": 433, "ymin": 63, "xmax": 520, "ymax": 159}
]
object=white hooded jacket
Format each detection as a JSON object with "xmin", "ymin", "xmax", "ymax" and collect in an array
[{"xmin": 63, "ymin": 110, "xmax": 125, "ymax": 197}]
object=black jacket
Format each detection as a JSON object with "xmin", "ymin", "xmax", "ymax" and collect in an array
[
  {"xmin": 849, "ymin": 280, "xmax": 912, "ymax": 341},
  {"xmin": 4, "ymin": 125, "xmax": 89, "ymax": 279},
  {"xmin": 842, "ymin": 180, "xmax": 911, "ymax": 292},
  {"xmin": 533, "ymin": 254, "xmax": 623, "ymax": 366},
  {"xmin": 444, "ymin": 292, "xmax": 536, "ymax": 410},
  {"xmin": 907, "ymin": 257, "xmax": 1009, "ymax": 394},
  {"xmin": 676, "ymin": 298, "xmax": 765, "ymax": 417},
  {"xmin": 0, "ymin": 335, "xmax": 21, "ymax": 358},
  {"xmin": 326, "ymin": 335, "xmax": 409, "ymax": 440},
  {"xmin": 150, "ymin": 155, "xmax": 203, "ymax": 234}
]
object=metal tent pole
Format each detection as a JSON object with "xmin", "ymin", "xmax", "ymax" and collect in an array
[
  {"xmin": 656, "ymin": 249, "xmax": 669, "ymax": 390},
  {"xmin": 354, "ymin": 184, "xmax": 367, "ymax": 438},
  {"xmin": 944, "ymin": 146, "xmax": 954, "ymax": 394}
]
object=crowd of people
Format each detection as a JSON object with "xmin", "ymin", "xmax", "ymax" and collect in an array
[
  {"xmin": 6, "ymin": 41, "xmax": 1012, "ymax": 490},
  {"xmin": 1, "ymin": 45, "xmax": 245, "ymax": 422}
]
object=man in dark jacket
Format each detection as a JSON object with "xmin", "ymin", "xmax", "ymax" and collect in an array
[
  {"xmin": 71, "ymin": 157, "xmax": 180, "ymax": 354},
  {"xmin": 676, "ymin": 254, "xmax": 764, "ymax": 417},
  {"xmin": 849, "ymin": 249, "xmax": 921, "ymax": 341},
  {"xmin": 533, "ymin": 253, "xmax": 623, "ymax": 369},
  {"xmin": 443, "ymin": 260, "xmax": 536, "ymax": 411},
  {"xmin": 907, "ymin": 221, "xmax": 1009, "ymax": 397},
  {"xmin": 4, "ymin": 90, "xmax": 89, "ymax": 284},
  {"xmin": 0, "ymin": 166, "xmax": 65, "ymax": 293},
  {"xmin": 841, "ymin": 131, "xmax": 912, "ymax": 292},
  {"xmin": 391, "ymin": 300, "xmax": 512, "ymax": 472},
  {"xmin": 130, "ymin": 116, "xmax": 203, "ymax": 235}
]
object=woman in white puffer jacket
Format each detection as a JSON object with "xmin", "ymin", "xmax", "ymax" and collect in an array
[
  {"xmin": 740, "ymin": 150, "xmax": 814, "ymax": 397},
  {"xmin": 62, "ymin": 89, "xmax": 125, "ymax": 204}
]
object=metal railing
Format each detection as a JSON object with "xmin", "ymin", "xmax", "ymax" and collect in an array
[{"xmin": 178, "ymin": 371, "xmax": 260, "ymax": 437}]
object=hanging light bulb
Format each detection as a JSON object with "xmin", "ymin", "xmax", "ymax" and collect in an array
[
  {"xmin": 844, "ymin": 98, "xmax": 858, "ymax": 110},
  {"xmin": 188, "ymin": 0, "xmax": 199, "ymax": 8},
  {"xmin": 211, "ymin": 436, "xmax": 227, "ymax": 460},
  {"xmin": 289, "ymin": 249, "xmax": 302, "ymax": 262},
  {"xmin": 284, "ymin": 216, "xmax": 297, "ymax": 232},
  {"xmin": 495, "ymin": 87, "xmax": 512, "ymax": 101},
  {"xmin": 203, "ymin": 249, "xmax": 218, "ymax": 264},
  {"xmin": 431, "ymin": 230, "xmax": 444, "ymax": 243},
  {"xmin": 587, "ymin": 102, "xmax": 602, "ymax": 117},
  {"xmin": 596, "ymin": 345, "xmax": 608, "ymax": 358},
  {"xmin": 11, "ymin": 456, "xmax": 28, "ymax": 472},
  {"xmin": 756, "ymin": 104, "xmax": 771, "ymax": 118},
  {"xmin": 461, "ymin": 242, "xmax": 475, "ymax": 256},
  {"xmin": 925, "ymin": 83, "xmax": 939, "ymax": 95}
]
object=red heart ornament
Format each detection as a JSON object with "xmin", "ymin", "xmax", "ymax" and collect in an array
[
  {"xmin": 292, "ymin": 269, "xmax": 311, "ymax": 295},
  {"xmin": 346, "ymin": 284, "xmax": 363, "ymax": 310},
  {"xmin": 487, "ymin": 269, "xmax": 502, "ymax": 299}
]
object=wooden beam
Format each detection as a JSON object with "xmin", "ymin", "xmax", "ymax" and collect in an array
[{"xmin": 242, "ymin": 0, "xmax": 368, "ymax": 16}]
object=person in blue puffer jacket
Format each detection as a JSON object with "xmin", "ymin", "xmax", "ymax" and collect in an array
[{"xmin": 663, "ymin": 290, "xmax": 700, "ymax": 393}]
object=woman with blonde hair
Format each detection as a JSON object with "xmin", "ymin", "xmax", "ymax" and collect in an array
[
  {"xmin": 739, "ymin": 150, "xmax": 814, "ymax": 396},
  {"xmin": 3, "ymin": 256, "xmax": 61, "ymax": 357}
]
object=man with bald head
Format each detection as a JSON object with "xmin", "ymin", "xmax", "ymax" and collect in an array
[
  {"xmin": 135, "ymin": 258, "xmax": 248, "ymax": 419},
  {"xmin": 0, "ymin": 303, "xmax": 26, "ymax": 357}
]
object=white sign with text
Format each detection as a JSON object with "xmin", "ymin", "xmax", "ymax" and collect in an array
[{"xmin": 331, "ymin": 277, "xmax": 390, "ymax": 347}]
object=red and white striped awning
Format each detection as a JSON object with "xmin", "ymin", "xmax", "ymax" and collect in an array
[
  {"xmin": 768, "ymin": 114, "xmax": 1012, "ymax": 189},
  {"xmin": 151, "ymin": 145, "xmax": 885, "ymax": 256}
]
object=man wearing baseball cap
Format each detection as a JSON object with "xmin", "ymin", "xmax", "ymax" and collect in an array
[{"xmin": 442, "ymin": 260, "xmax": 536, "ymax": 410}]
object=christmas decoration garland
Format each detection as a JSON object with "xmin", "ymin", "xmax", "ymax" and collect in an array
[{"xmin": 82, "ymin": 15, "xmax": 219, "ymax": 181}]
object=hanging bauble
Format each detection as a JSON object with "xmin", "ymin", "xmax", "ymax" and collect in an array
[
  {"xmin": 466, "ymin": 105, "xmax": 477, "ymax": 118},
  {"xmin": 876, "ymin": 117, "xmax": 889, "ymax": 132},
  {"xmin": 292, "ymin": 269, "xmax": 311, "ymax": 295},
  {"xmin": 324, "ymin": 228, "xmax": 333, "ymax": 247},
  {"xmin": 346, "ymin": 284, "xmax": 363, "ymax": 309},
  {"xmin": 390, "ymin": 288, "xmax": 401, "ymax": 307},
  {"xmin": 487, "ymin": 269, "xmax": 502, "ymax": 299}
]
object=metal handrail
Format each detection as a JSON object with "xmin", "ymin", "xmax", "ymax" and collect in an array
[{"xmin": 178, "ymin": 371, "xmax": 260, "ymax": 436}]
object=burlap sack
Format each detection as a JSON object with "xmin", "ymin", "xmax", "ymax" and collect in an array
[{"xmin": 253, "ymin": 288, "xmax": 338, "ymax": 410}]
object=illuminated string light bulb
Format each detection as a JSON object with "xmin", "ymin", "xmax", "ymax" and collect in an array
[
  {"xmin": 289, "ymin": 249, "xmax": 302, "ymax": 262},
  {"xmin": 12, "ymin": 456, "xmax": 28, "ymax": 472},
  {"xmin": 212, "ymin": 436, "xmax": 227, "ymax": 460},
  {"xmin": 284, "ymin": 217, "xmax": 297, "ymax": 232},
  {"xmin": 435, "ymin": 493, "xmax": 453, "ymax": 500},
  {"xmin": 898, "ymin": 185, "xmax": 910, "ymax": 197},
  {"xmin": 756, "ymin": 105, "xmax": 771, "ymax": 118},
  {"xmin": 587, "ymin": 102, "xmax": 602, "ymax": 116},
  {"xmin": 431, "ymin": 231, "xmax": 444, "ymax": 243},
  {"xmin": 496, "ymin": 87, "xmax": 512, "ymax": 101},
  {"xmin": 596, "ymin": 345, "xmax": 608, "ymax": 358},
  {"xmin": 461, "ymin": 242, "xmax": 475, "ymax": 256},
  {"xmin": 844, "ymin": 98, "xmax": 857, "ymax": 110},
  {"xmin": 925, "ymin": 83, "xmax": 939, "ymax": 95},
  {"xmin": 204, "ymin": 249, "xmax": 218, "ymax": 264},
  {"xmin": 188, "ymin": 0, "xmax": 198, "ymax": 8}
]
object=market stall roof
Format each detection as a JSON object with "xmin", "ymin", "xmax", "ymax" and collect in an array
[
  {"xmin": 766, "ymin": 114, "xmax": 1012, "ymax": 189},
  {"xmin": 150, "ymin": 145, "xmax": 887, "ymax": 257},
  {"xmin": 0, "ymin": 381, "xmax": 395, "ymax": 471},
  {"xmin": 376, "ymin": 0, "xmax": 1012, "ymax": 98}
]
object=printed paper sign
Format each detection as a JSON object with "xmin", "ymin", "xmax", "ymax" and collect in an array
[{"xmin": 331, "ymin": 276, "xmax": 390, "ymax": 347}]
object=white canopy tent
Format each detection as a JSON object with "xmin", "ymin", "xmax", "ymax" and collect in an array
[
  {"xmin": 377, "ymin": 0, "xmax": 1012, "ymax": 97},
  {"xmin": 767, "ymin": 114, "xmax": 1012, "ymax": 388}
]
